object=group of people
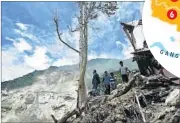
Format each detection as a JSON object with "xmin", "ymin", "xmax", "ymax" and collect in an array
[{"xmin": 90, "ymin": 61, "xmax": 130, "ymax": 96}]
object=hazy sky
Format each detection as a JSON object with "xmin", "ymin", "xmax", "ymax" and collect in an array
[{"xmin": 2, "ymin": 2, "xmax": 144, "ymax": 81}]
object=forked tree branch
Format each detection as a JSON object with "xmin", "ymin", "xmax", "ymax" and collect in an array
[
  {"xmin": 67, "ymin": 25, "xmax": 80, "ymax": 32},
  {"xmin": 53, "ymin": 17, "xmax": 80, "ymax": 54}
]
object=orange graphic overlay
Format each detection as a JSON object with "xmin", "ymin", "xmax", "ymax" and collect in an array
[{"xmin": 151, "ymin": 0, "xmax": 180, "ymax": 31}]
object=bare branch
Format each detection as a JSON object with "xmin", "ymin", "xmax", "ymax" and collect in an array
[
  {"xmin": 84, "ymin": 2, "xmax": 118, "ymax": 22},
  {"xmin": 67, "ymin": 25, "xmax": 80, "ymax": 32},
  {"xmin": 53, "ymin": 16, "xmax": 80, "ymax": 54},
  {"xmin": 85, "ymin": 2, "xmax": 97, "ymax": 21}
]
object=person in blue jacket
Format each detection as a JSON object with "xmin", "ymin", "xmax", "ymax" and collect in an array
[{"xmin": 102, "ymin": 71, "xmax": 111, "ymax": 95}]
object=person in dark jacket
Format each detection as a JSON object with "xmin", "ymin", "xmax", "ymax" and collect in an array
[{"xmin": 92, "ymin": 70, "xmax": 100, "ymax": 95}]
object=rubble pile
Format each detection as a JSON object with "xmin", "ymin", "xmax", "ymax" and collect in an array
[{"xmin": 52, "ymin": 73, "xmax": 180, "ymax": 123}]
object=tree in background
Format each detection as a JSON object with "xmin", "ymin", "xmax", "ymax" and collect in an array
[{"xmin": 53, "ymin": 2, "xmax": 118, "ymax": 107}]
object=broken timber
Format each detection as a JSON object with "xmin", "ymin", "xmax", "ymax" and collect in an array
[{"xmin": 120, "ymin": 19, "xmax": 180, "ymax": 84}]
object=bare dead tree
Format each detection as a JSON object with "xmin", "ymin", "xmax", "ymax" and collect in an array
[{"xmin": 53, "ymin": 2, "xmax": 118, "ymax": 109}]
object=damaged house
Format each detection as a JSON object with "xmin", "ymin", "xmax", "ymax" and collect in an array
[
  {"xmin": 121, "ymin": 19, "xmax": 180, "ymax": 85},
  {"xmin": 51, "ymin": 20, "xmax": 180, "ymax": 123}
]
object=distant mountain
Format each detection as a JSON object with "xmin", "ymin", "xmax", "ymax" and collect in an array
[{"xmin": 1, "ymin": 58, "xmax": 138, "ymax": 90}]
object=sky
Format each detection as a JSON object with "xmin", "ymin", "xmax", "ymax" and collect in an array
[{"xmin": 2, "ymin": 1, "xmax": 144, "ymax": 81}]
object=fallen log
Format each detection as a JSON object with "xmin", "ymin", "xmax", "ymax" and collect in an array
[
  {"xmin": 108, "ymin": 73, "xmax": 141, "ymax": 100},
  {"xmin": 58, "ymin": 109, "xmax": 79, "ymax": 123},
  {"xmin": 51, "ymin": 109, "xmax": 80, "ymax": 123},
  {"xmin": 51, "ymin": 100, "xmax": 87, "ymax": 123}
]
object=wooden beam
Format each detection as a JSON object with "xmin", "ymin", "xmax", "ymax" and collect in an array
[
  {"xmin": 123, "ymin": 27, "xmax": 136, "ymax": 51},
  {"xmin": 130, "ymin": 31, "xmax": 137, "ymax": 49},
  {"xmin": 134, "ymin": 91, "xmax": 146, "ymax": 123}
]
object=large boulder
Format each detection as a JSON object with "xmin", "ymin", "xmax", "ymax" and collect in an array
[
  {"xmin": 64, "ymin": 95, "xmax": 75, "ymax": 101},
  {"xmin": 25, "ymin": 93, "xmax": 35, "ymax": 104},
  {"xmin": 165, "ymin": 89, "xmax": 180, "ymax": 106},
  {"xmin": 1, "ymin": 105, "xmax": 12, "ymax": 113}
]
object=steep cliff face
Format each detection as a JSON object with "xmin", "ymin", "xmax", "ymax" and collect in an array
[{"xmin": 1, "ymin": 58, "xmax": 137, "ymax": 122}]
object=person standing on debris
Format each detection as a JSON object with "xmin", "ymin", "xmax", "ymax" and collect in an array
[
  {"xmin": 102, "ymin": 71, "xmax": 111, "ymax": 95},
  {"xmin": 92, "ymin": 70, "xmax": 101, "ymax": 95},
  {"xmin": 110, "ymin": 72, "xmax": 117, "ymax": 92},
  {"xmin": 119, "ymin": 61, "xmax": 130, "ymax": 83}
]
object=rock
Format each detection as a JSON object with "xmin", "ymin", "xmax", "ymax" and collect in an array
[
  {"xmin": 72, "ymin": 118, "xmax": 81, "ymax": 123},
  {"xmin": 165, "ymin": 89, "xmax": 180, "ymax": 106},
  {"xmin": 52, "ymin": 104, "xmax": 66, "ymax": 110},
  {"xmin": 25, "ymin": 94, "xmax": 35, "ymax": 104},
  {"xmin": 115, "ymin": 121, "xmax": 123, "ymax": 123},
  {"xmin": 2, "ymin": 91, "xmax": 8, "ymax": 96},
  {"xmin": 20, "ymin": 94, "xmax": 24, "ymax": 100},
  {"xmin": 175, "ymin": 109, "xmax": 180, "ymax": 117},
  {"xmin": 171, "ymin": 109, "xmax": 180, "ymax": 123},
  {"xmin": 2, "ymin": 105, "xmax": 12, "ymax": 112},
  {"xmin": 103, "ymin": 116, "xmax": 113, "ymax": 123},
  {"xmin": 111, "ymin": 89, "xmax": 118, "ymax": 95},
  {"xmin": 64, "ymin": 96, "xmax": 75, "ymax": 100},
  {"xmin": 158, "ymin": 112, "xmax": 166, "ymax": 120},
  {"xmin": 154, "ymin": 120, "xmax": 163, "ymax": 123},
  {"xmin": 15, "ymin": 103, "xmax": 27, "ymax": 114},
  {"xmin": 165, "ymin": 107, "xmax": 176, "ymax": 112},
  {"xmin": 117, "ymin": 84, "xmax": 123, "ymax": 90}
]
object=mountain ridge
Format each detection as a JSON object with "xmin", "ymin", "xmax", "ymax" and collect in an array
[{"xmin": 2, "ymin": 58, "xmax": 138, "ymax": 90}]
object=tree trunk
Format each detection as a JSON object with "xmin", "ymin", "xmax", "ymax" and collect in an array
[{"xmin": 78, "ymin": 2, "xmax": 88, "ymax": 107}]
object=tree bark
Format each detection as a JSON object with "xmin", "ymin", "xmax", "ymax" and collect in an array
[{"xmin": 78, "ymin": 2, "xmax": 88, "ymax": 107}]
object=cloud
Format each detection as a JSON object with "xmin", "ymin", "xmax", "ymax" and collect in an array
[
  {"xmin": 5, "ymin": 37, "xmax": 16, "ymax": 42},
  {"xmin": 116, "ymin": 39, "xmax": 134, "ymax": 59},
  {"xmin": 14, "ymin": 38, "xmax": 32, "ymax": 52},
  {"xmin": 2, "ymin": 45, "xmax": 52, "ymax": 81},
  {"xmin": 16, "ymin": 22, "xmax": 29, "ymax": 31},
  {"xmin": 52, "ymin": 46, "xmax": 79, "ymax": 66},
  {"xmin": 61, "ymin": 29, "xmax": 80, "ymax": 50},
  {"xmin": 88, "ymin": 50, "xmax": 120, "ymax": 60},
  {"xmin": 2, "ymin": 2, "xmax": 144, "ymax": 81},
  {"xmin": 2, "ymin": 48, "xmax": 34, "ymax": 81},
  {"xmin": 6, "ymin": 37, "xmax": 32, "ymax": 52},
  {"xmin": 24, "ymin": 46, "xmax": 52, "ymax": 70},
  {"xmin": 14, "ymin": 28, "xmax": 40, "ymax": 43},
  {"xmin": 116, "ymin": 2, "xmax": 144, "ymax": 22}
]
